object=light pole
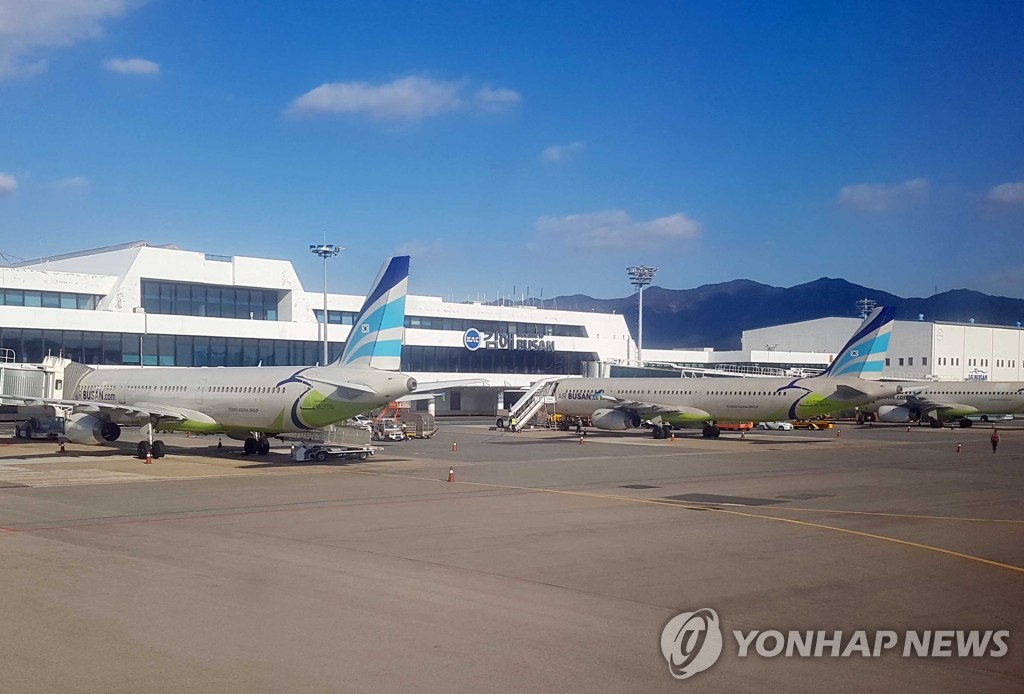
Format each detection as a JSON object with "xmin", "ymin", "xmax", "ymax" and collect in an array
[
  {"xmin": 310, "ymin": 243, "xmax": 343, "ymax": 365},
  {"xmin": 627, "ymin": 265, "xmax": 658, "ymax": 367}
]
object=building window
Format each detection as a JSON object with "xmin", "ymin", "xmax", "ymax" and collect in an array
[
  {"xmin": 885, "ymin": 358, "xmax": 890, "ymax": 367},
  {"xmin": 922, "ymin": 357, "xmax": 928, "ymax": 366},
  {"xmin": 908, "ymin": 357, "xmax": 914, "ymax": 366},
  {"xmin": 0, "ymin": 289, "xmax": 99, "ymax": 310},
  {"xmin": 898, "ymin": 358, "xmax": 904, "ymax": 366},
  {"xmin": 141, "ymin": 280, "xmax": 278, "ymax": 320}
]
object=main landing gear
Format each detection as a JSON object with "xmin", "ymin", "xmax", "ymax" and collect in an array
[
  {"xmin": 701, "ymin": 424, "xmax": 721, "ymax": 439},
  {"xmin": 136, "ymin": 420, "xmax": 166, "ymax": 459},
  {"xmin": 243, "ymin": 436, "xmax": 271, "ymax": 456},
  {"xmin": 651, "ymin": 424, "xmax": 674, "ymax": 439}
]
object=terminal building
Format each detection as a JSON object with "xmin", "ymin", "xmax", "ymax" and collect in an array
[{"xmin": 0, "ymin": 242, "xmax": 637, "ymax": 414}]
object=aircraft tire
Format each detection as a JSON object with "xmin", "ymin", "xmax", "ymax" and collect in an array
[
  {"xmin": 243, "ymin": 437, "xmax": 259, "ymax": 455},
  {"xmin": 959, "ymin": 418, "xmax": 973, "ymax": 428},
  {"xmin": 137, "ymin": 441, "xmax": 151, "ymax": 459},
  {"xmin": 929, "ymin": 418, "xmax": 942, "ymax": 428},
  {"xmin": 151, "ymin": 440, "xmax": 166, "ymax": 458},
  {"xmin": 652, "ymin": 426, "xmax": 663, "ymax": 439},
  {"xmin": 257, "ymin": 439, "xmax": 271, "ymax": 455}
]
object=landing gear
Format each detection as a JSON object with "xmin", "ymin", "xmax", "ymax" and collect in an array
[
  {"xmin": 136, "ymin": 440, "xmax": 165, "ymax": 459},
  {"xmin": 959, "ymin": 418, "xmax": 973, "ymax": 428},
  {"xmin": 661, "ymin": 424, "xmax": 673, "ymax": 439},
  {"xmin": 701, "ymin": 424, "xmax": 721, "ymax": 439},
  {"xmin": 243, "ymin": 436, "xmax": 271, "ymax": 455},
  {"xmin": 652, "ymin": 426, "xmax": 663, "ymax": 439},
  {"xmin": 928, "ymin": 418, "xmax": 942, "ymax": 429}
]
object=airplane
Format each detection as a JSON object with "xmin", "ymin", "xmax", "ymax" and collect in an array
[
  {"xmin": 861, "ymin": 383, "xmax": 1024, "ymax": 428},
  {"xmin": 551, "ymin": 307, "xmax": 905, "ymax": 439},
  {"xmin": 2, "ymin": 256, "xmax": 418, "ymax": 458}
]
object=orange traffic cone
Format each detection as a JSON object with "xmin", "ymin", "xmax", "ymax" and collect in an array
[
  {"xmin": 579, "ymin": 436, "xmax": 584, "ymax": 444},
  {"xmin": 58, "ymin": 441, "xmax": 66, "ymax": 454},
  {"xmin": 145, "ymin": 450, "xmax": 153, "ymax": 465},
  {"xmin": 906, "ymin": 425, "xmax": 911, "ymax": 433},
  {"xmin": 740, "ymin": 430, "xmax": 744, "ymax": 439},
  {"xmin": 836, "ymin": 429, "xmax": 841, "ymax": 438},
  {"xmin": 957, "ymin": 442, "xmax": 963, "ymax": 454},
  {"xmin": 672, "ymin": 433, "xmax": 677, "ymax": 441},
  {"xmin": 452, "ymin": 442, "xmax": 458, "ymax": 453},
  {"xmin": 447, "ymin": 467, "xmax": 455, "ymax": 482}
]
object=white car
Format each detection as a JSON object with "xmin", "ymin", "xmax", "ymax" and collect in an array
[
  {"xmin": 345, "ymin": 414, "xmax": 374, "ymax": 431},
  {"xmin": 756, "ymin": 421, "xmax": 794, "ymax": 431}
]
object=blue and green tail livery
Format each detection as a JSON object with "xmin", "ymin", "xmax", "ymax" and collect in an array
[
  {"xmin": 332, "ymin": 255, "xmax": 409, "ymax": 371},
  {"xmin": 822, "ymin": 306, "xmax": 895, "ymax": 379}
]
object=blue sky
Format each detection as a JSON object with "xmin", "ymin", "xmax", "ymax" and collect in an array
[{"xmin": 1, "ymin": 1, "xmax": 1023, "ymax": 300}]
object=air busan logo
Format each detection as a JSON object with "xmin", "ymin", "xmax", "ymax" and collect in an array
[
  {"xmin": 660, "ymin": 609, "xmax": 723, "ymax": 680},
  {"xmin": 659, "ymin": 609, "xmax": 1009, "ymax": 681}
]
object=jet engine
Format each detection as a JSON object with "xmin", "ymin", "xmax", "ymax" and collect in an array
[
  {"xmin": 876, "ymin": 405, "xmax": 916, "ymax": 423},
  {"xmin": 64, "ymin": 413, "xmax": 121, "ymax": 445},
  {"xmin": 591, "ymin": 408, "xmax": 641, "ymax": 430}
]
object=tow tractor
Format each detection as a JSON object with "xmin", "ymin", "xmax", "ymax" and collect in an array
[{"xmin": 14, "ymin": 415, "xmax": 66, "ymax": 440}]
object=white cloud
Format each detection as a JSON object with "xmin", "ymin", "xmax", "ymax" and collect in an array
[
  {"xmin": 287, "ymin": 75, "xmax": 519, "ymax": 120},
  {"xmin": 102, "ymin": 57, "xmax": 159, "ymax": 75},
  {"xmin": 53, "ymin": 175, "xmax": 88, "ymax": 190},
  {"xmin": 0, "ymin": 0, "xmax": 130, "ymax": 79},
  {"xmin": 541, "ymin": 141, "xmax": 586, "ymax": 163},
  {"xmin": 986, "ymin": 181, "xmax": 1024, "ymax": 206},
  {"xmin": 535, "ymin": 210, "xmax": 700, "ymax": 249},
  {"xmin": 0, "ymin": 172, "xmax": 17, "ymax": 195},
  {"xmin": 837, "ymin": 178, "xmax": 929, "ymax": 212}
]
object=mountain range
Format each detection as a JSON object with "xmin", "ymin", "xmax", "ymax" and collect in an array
[{"xmin": 537, "ymin": 278, "xmax": 1024, "ymax": 350}]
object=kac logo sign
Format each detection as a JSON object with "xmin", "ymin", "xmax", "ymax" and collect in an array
[
  {"xmin": 464, "ymin": 328, "xmax": 482, "ymax": 352},
  {"xmin": 660, "ymin": 608, "xmax": 723, "ymax": 680}
]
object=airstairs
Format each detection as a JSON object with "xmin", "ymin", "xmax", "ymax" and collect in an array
[{"xmin": 507, "ymin": 376, "xmax": 560, "ymax": 431}]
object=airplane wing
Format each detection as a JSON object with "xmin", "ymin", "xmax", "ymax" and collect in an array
[
  {"xmin": 305, "ymin": 376, "xmax": 378, "ymax": 395},
  {"xmin": 595, "ymin": 393, "xmax": 711, "ymax": 419},
  {"xmin": 902, "ymin": 394, "xmax": 977, "ymax": 415},
  {"xmin": 0, "ymin": 395, "xmax": 189, "ymax": 422},
  {"xmin": 413, "ymin": 378, "xmax": 491, "ymax": 392}
]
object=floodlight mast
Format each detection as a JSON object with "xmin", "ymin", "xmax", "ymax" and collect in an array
[
  {"xmin": 627, "ymin": 265, "xmax": 658, "ymax": 367},
  {"xmin": 310, "ymin": 243, "xmax": 343, "ymax": 365}
]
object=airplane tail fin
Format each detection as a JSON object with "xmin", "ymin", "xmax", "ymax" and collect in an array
[
  {"xmin": 820, "ymin": 306, "xmax": 895, "ymax": 379},
  {"xmin": 330, "ymin": 255, "xmax": 409, "ymax": 371}
]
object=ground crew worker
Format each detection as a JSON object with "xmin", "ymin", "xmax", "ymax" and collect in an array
[
  {"xmin": 991, "ymin": 428, "xmax": 1000, "ymax": 453},
  {"xmin": 510, "ymin": 416, "xmax": 517, "ymax": 432}
]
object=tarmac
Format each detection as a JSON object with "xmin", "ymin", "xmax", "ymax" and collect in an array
[{"xmin": 0, "ymin": 419, "xmax": 1022, "ymax": 692}]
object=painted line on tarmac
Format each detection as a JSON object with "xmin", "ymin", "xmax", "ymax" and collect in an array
[{"xmin": 344, "ymin": 468, "xmax": 1024, "ymax": 576}]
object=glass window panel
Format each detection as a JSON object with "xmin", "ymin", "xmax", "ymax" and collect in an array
[
  {"xmin": 242, "ymin": 339, "xmax": 258, "ymax": 366},
  {"xmin": 193, "ymin": 336, "xmax": 210, "ymax": 366},
  {"xmin": 190, "ymin": 285, "xmax": 206, "ymax": 316},
  {"xmin": 77, "ymin": 294, "xmax": 95, "ymax": 310},
  {"xmin": 174, "ymin": 284, "xmax": 191, "ymax": 315},
  {"xmin": 40, "ymin": 292, "xmax": 60, "ymax": 308},
  {"xmin": 60, "ymin": 293, "xmax": 77, "ymax": 309},
  {"xmin": 226, "ymin": 338, "xmax": 243, "ymax": 366},
  {"xmin": 5, "ymin": 289, "xmax": 24, "ymax": 306},
  {"xmin": 24, "ymin": 291, "xmax": 42, "ymax": 307},
  {"xmin": 21, "ymin": 329, "xmax": 42, "ymax": 362},
  {"xmin": 175, "ymin": 336, "xmax": 194, "ymax": 367},
  {"xmin": 76, "ymin": 331, "xmax": 100, "ymax": 364},
  {"xmin": 304, "ymin": 342, "xmax": 318, "ymax": 366},
  {"xmin": 210, "ymin": 337, "xmax": 227, "ymax": 366},
  {"xmin": 258, "ymin": 339, "xmax": 274, "ymax": 366},
  {"xmin": 235, "ymin": 289, "xmax": 250, "ymax": 319},
  {"xmin": 109, "ymin": 333, "xmax": 129, "ymax": 365},
  {"xmin": 142, "ymin": 335, "xmax": 159, "ymax": 366},
  {"xmin": 207, "ymin": 287, "xmax": 222, "ymax": 318},
  {"xmin": 158, "ymin": 335, "xmax": 175, "ymax": 365},
  {"xmin": 274, "ymin": 340, "xmax": 289, "ymax": 366},
  {"xmin": 62, "ymin": 331, "xmax": 83, "ymax": 361}
]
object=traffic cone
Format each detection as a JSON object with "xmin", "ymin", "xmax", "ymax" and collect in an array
[
  {"xmin": 672, "ymin": 433, "xmax": 677, "ymax": 441},
  {"xmin": 740, "ymin": 430, "xmax": 745, "ymax": 439},
  {"xmin": 907, "ymin": 425, "xmax": 911, "ymax": 433},
  {"xmin": 59, "ymin": 441, "xmax": 66, "ymax": 454},
  {"xmin": 957, "ymin": 442, "xmax": 962, "ymax": 454},
  {"xmin": 836, "ymin": 429, "xmax": 841, "ymax": 438},
  {"xmin": 579, "ymin": 436, "xmax": 584, "ymax": 444},
  {"xmin": 447, "ymin": 467, "xmax": 455, "ymax": 482},
  {"xmin": 452, "ymin": 441, "xmax": 458, "ymax": 453},
  {"xmin": 145, "ymin": 450, "xmax": 153, "ymax": 465}
]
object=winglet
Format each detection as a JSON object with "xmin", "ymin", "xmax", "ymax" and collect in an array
[
  {"xmin": 331, "ymin": 256, "xmax": 409, "ymax": 371},
  {"xmin": 821, "ymin": 306, "xmax": 895, "ymax": 379}
]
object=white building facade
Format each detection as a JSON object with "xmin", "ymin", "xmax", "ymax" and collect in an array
[{"xmin": 743, "ymin": 317, "xmax": 1024, "ymax": 381}]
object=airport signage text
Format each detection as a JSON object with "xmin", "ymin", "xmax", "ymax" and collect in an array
[{"xmin": 463, "ymin": 328, "xmax": 555, "ymax": 352}]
